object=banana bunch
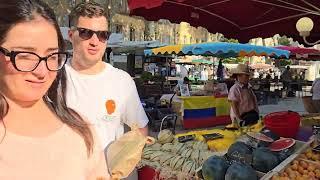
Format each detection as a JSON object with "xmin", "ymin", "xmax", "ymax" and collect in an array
[
  {"xmin": 180, "ymin": 148, "xmax": 193, "ymax": 158},
  {"xmin": 172, "ymin": 142, "xmax": 186, "ymax": 154},
  {"xmin": 139, "ymin": 159, "xmax": 162, "ymax": 170},
  {"xmin": 161, "ymin": 143, "xmax": 174, "ymax": 152},
  {"xmin": 147, "ymin": 142, "xmax": 162, "ymax": 149},
  {"xmin": 159, "ymin": 153, "xmax": 175, "ymax": 166},
  {"xmin": 170, "ymin": 156, "xmax": 187, "ymax": 170},
  {"xmin": 149, "ymin": 151, "xmax": 165, "ymax": 161},
  {"xmin": 158, "ymin": 129, "xmax": 174, "ymax": 144},
  {"xmin": 199, "ymin": 150, "xmax": 215, "ymax": 164},
  {"xmin": 142, "ymin": 148, "xmax": 158, "ymax": 159},
  {"xmin": 181, "ymin": 160, "xmax": 198, "ymax": 174},
  {"xmin": 192, "ymin": 141, "xmax": 208, "ymax": 150},
  {"xmin": 184, "ymin": 141, "xmax": 195, "ymax": 148},
  {"xmin": 190, "ymin": 149, "xmax": 201, "ymax": 165}
]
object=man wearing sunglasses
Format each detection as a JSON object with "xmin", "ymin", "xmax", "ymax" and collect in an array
[{"xmin": 65, "ymin": 2, "xmax": 149, "ymax": 176}]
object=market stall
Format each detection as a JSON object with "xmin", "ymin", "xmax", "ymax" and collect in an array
[
  {"xmin": 138, "ymin": 111, "xmax": 318, "ymax": 180},
  {"xmin": 145, "ymin": 42, "xmax": 290, "ymax": 129}
]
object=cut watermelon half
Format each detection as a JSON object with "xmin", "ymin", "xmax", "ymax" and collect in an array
[
  {"xmin": 246, "ymin": 132, "xmax": 274, "ymax": 143},
  {"xmin": 269, "ymin": 138, "xmax": 296, "ymax": 152}
]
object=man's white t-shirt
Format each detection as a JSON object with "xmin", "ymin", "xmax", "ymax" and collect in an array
[
  {"xmin": 65, "ymin": 62, "xmax": 149, "ymax": 148},
  {"xmin": 312, "ymin": 78, "xmax": 320, "ymax": 100}
]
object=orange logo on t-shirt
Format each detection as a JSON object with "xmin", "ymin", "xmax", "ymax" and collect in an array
[{"xmin": 105, "ymin": 100, "xmax": 116, "ymax": 115}]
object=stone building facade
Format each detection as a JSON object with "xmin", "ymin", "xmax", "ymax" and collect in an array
[{"xmin": 44, "ymin": 0, "xmax": 225, "ymax": 45}]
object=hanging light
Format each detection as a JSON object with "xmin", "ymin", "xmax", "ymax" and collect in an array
[
  {"xmin": 296, "ymin": 17, "xmax": 314, "ymax": 37},
  {"xmin": 296, "ymin": 17, "xmax": 320, "ymax": 45}
]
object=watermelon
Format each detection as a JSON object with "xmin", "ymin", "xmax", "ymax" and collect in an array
[
  {"xmin": 260, "ymin": 128, "xmax": 280, "ymax": 141},
  {"xmin": 227, "ymin": 141, "xmax": 252, "ymax": 164},
  {"xmin": 269, "ymin": 138, "xmax": 295, "ymax": 152},
  {"xmin": 202, "ymin": 155, "xmax": 230, "ymax": 180},
  {"xmin": 252, "ymin": 147, "xmax": 280, "ymax": 173},
  {"xmin": 269, "ymin": 138, "xmax": 296, "ymax": 161},
  {"xmin": 246, "ymin": 132, "xmax": 274, "ymax": 147},
  {"xmin": 225, "ymin": 162, "xmax": 258, "ymax": 180},
  {"xmin": 276, "ymin": 147, "xmax": 294, "ymax": 162}
]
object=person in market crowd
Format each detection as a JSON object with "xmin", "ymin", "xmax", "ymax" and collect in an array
[
  {"xmin": 311, "ymin": 77, "xmax": 320, "ymax": 112},
  {"xmin": 281, "ymin": 66, "xmax": 293, "ymax": 96},
  {"xmin": 253, "ymin": 69, "xmax": 260, "ymax": 79},
  {"xmin": 226, "ymin": 64, "xmax": 259, "ymax": 129},
  {"xmin": 66, "ymin": 2, "xmax": 148, "ymax": 179},
  {"xmin": 173, "ymin": 77, "xmax": 191, "ymax": 96},
  {"xmin": 0, "ymin": 0, "xmax": 109, "ymax": 179},
  {"xmin": 216, "ymin": 59, "xmax": 225, "ymax": 81}
]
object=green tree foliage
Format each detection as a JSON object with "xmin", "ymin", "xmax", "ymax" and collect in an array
[
  {"xmin": 220, "ymin": 37, "xmax": 240, "ymax": 43},
  {"xmin": 223, "ymin": 57, "xmax": 248, "ymax": 64},
  {"xmin": 279, "ymin": 59, "xmax": 292, "ymax": 66},
  {"xmin": 278, "ymin": 36, "xmax": 290, "ymax": 46}
]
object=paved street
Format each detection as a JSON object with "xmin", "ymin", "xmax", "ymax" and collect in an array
[{"xmin": 259, "ymin": 97, "xmax": 307, "ymax": 116}]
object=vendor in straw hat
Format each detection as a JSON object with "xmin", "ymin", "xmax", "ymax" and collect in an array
[{"xmin": 227, "ymin": 64, "xmax": 259, "ymax": 129}]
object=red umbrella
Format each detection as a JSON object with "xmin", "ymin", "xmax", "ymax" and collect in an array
[
  {"xmin": 129, "ymin": 0, "xmax": 320, "ymax": 43},
  {"xmin": 275, "ymin": 45, "xmax": 320, "ymax": 59}
]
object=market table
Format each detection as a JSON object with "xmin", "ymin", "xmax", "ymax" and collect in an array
[{"xmin": 178, "ymin": 96, "xmax": 231, "ymax": 129}]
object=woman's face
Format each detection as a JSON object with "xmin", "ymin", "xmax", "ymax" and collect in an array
[{"xmin": 0, "ymin": 16, "xmax": 59, "ymax": 105}]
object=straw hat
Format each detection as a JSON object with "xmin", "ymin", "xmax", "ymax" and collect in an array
[{"xmin": 231, "ymin": 64, "xmax": 251, "ymax": 76}]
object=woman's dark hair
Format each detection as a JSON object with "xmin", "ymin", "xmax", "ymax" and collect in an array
[{"xmin": 0, "ymin": 0, "xmax": 93, "ymax": 156}]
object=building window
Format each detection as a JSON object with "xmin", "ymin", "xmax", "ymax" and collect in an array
[{"xmin": 130, "ymin": 27, "xmax": 135, "ymax": 41}]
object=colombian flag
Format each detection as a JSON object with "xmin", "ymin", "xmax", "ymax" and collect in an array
[{"xmin": 180, "ymin": 96, "xmax": 231, "ymax": 129}]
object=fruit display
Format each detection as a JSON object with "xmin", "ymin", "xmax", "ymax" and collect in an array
[
  {"xmin": 252, "ymin": 147, "xmax": 280, "ymax": 173},
  {"xmin": 139, "ymin": 130, "xmax": 216, "ymax": 179},
  {"xmin": 201, "ymin": 129, "xmax": 304, "ymax": 179},
  {"xmin": 271, "ymin": 159, "xmax": 320, "ymax": 180},
  {"xmin": 225, "ymin": 162, "xmax": 258, "ymax": 180},
  {"xmin": 227, "ymin": 141, "xmax": 252, "ymax": 163},
  {"xmin": 202, "ymin": 156, "xmax": 230, "ymax": 180},
  {"xmin": 298, "ymin": 142, "xmax": 320, "ymax": 163},
  {"xmin": 140, "ymin": 126, "xmax": 307, "ymax": 180},
  {"xmin": 157, "ymin": 129, "xmax": 174, "ymax": 144},
  {"xmin": 200, "ymin": 139, "xmax": 295, "ymax": 179},
  {"xmin": 301, "ymin": 114, "xmax": 320, "ymax": 126}
]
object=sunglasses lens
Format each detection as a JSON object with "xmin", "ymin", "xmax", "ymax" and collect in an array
[
  {"xmin": 77, "ymin": 28, "xmax": 110, "ymax": 42},
  {"xmin": 97, "ymin": 31, "xmax": 110, "ymax": 42},
  {"xmin": 78, "ymin": 29, "xmax": 94, "ymax": 40}
]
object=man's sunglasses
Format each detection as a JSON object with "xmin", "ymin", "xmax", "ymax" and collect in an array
[{"xmin": 75, "ymin": 27, "xmax": 111, "ymax": 43}]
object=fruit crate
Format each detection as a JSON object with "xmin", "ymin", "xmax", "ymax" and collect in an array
[
  {"xmin": 261, "ymin": 139, "xmax": 314, "ymax": 179},
  {"xmin": 138, "ymin": 165, "xmax": 202, "ymax": 180},
  {"xmin": 301, "ymin": 113, "xmax": 320, "ymax": 127},
  {"xmin": 263, "ymin": 158, "xmax": 320, "ymax": 179},
  {"xmin": 195, "ymin": 167, "xmax": 266, "ymax": 179},
  {"xmin": 296, "ymin": 139, "xmax": 320, "ymax": 163}
]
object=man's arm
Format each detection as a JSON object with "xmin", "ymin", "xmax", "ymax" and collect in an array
[
  {"xmin": 138, "ymin": 126, "xmax": 148, "ymax": 136},
  {"xmin": 230, "ymin": 100, "xmax": 241, "ymax": 120},
  {"xmin": 123, "ymin": 74, "xmax": 150, "ymax": 136}
]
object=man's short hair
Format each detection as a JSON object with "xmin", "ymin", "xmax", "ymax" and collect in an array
[{"xmin": 69, "ymin": 1, "xmax": 107, "ymax": 27}]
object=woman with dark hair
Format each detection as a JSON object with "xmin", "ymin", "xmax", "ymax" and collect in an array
[{"xmin": 0, "ymin": 0, "xmax": 109, "ymax": 179}]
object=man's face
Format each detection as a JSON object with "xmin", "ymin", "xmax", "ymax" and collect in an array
[
  {"xmin": 69, "ymin": 16, "xmax": 108, "ymax": 66},
  {"xmin": 238, "ymin": 74, "xmax": 250, "ymax": 84}
]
